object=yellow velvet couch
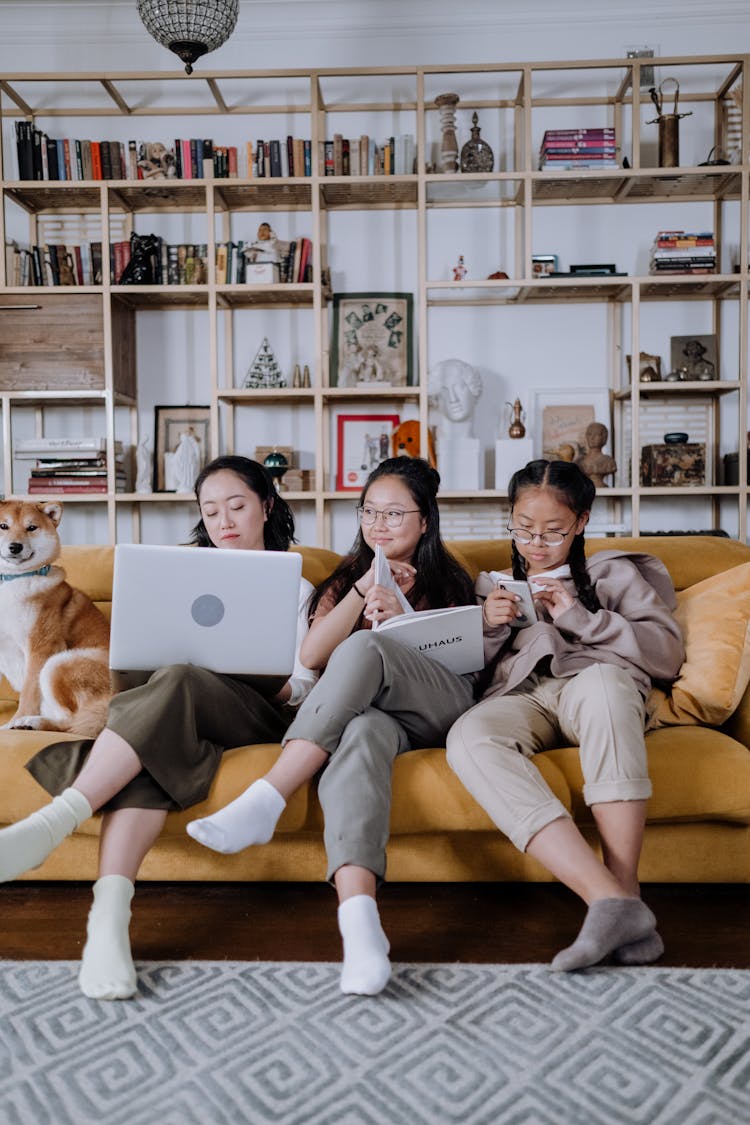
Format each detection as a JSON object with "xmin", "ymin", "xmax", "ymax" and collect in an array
[{"xmin": 2, "ymin": 536, "xmax": 750, "ymax": 884}]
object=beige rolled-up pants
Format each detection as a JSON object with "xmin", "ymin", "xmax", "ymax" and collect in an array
[{"xmin": 446, "ymin": 662, "xmax": 651, "ymax": 852}]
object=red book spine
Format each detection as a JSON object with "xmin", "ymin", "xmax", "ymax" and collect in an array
[{"xmin": 90, "ymin": 141, "xmax": 102, "ymax": 179}]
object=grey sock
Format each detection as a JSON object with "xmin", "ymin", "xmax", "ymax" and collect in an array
[
  {"xmin": 551, "ymin": 897, "xmax": 656, "ymax": 972},
  {"xmin": 612, "ymin": 929, "xmax": 664, "ymax": 966}
]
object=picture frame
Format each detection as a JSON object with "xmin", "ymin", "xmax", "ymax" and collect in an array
[
  {"xmin": 153, "ymin": 405, "xmax": 211, "ymax": 492},
  {"xmin": 531, "ymin": 254, "xmax": 558, "ymax": 277},
  {"xmin": 626, "ymin": 350, "xmax": 662, "ymax": 382},
  {"xmin": 336, "ymin": 413, "xmax": 400, "ymax": 492},
  {"xmin": 532, "ymin": 389, "xmax": 612, "ymax": 461},
  {"xmin": 331, "ymin": 293, "xmax": 414, "ymax": 388},
  {"xmin": 669, "ymin": 334, "xmax": 719, "ymax": 381}
]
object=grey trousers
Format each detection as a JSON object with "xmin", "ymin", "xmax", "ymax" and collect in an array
[
  {"xmin": 446, "ymin": 663, "xmax": 651, "ymax": 852},
  {"xmin": 282, "ymin": 630, "xmax": 475, "ymax": 881}
]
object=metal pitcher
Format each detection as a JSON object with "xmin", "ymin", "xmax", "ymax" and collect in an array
[{"xmin": 646, "ymin": 78, "xmax": 693, "ymax": 168}]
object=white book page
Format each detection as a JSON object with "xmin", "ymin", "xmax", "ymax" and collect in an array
[{"xmin": 372, "ymin": 545, "xmax": 414, "ymax": 628}]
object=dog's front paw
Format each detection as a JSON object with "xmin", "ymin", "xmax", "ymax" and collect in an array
[{"xmin": 7, "ymin": 715, "xmax": 45, "ymax": 730}]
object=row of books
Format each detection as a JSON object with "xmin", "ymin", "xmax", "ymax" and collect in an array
[
  {"xmin": 649, "ymin": 229, "xmax": 716, "ymax": 274},
  {"xmin": 15, "ymin": 438, "xmax": 127, "ymax": 494},
  {"xmin": 5, "ymin": 239, "xmax": 103, "ymax": 287},
  {"xmin": 14, "ymin": 124, "xmax": 248, "ymax": 182},
  {"xmin": 539, "ymin": 127, "xmax": 618, "ymax": 171},
  {"xmin": 320, "ymin": 134, "xmax": 416, "ymax": 176},
  {"xmin": 216, "ymin": 237, "xmax": 313, "ymax": 285}
]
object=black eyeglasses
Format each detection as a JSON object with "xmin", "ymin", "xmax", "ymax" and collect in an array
[
  {"xmin": 357, "ymin": 506, "xmax": 420, "ymax": 528},
  {"xmin": 506, "ymin": 522, "xmax": 577, "ymax": 547}
]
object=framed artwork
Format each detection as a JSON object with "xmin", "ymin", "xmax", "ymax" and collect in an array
[
  {"xmin": 532, "ymin": 389, "xmax": 612, "ymax": 461},
  {"xmin": 669, "ymin": 334, "xmax": 718, "ymax": 381},
  {"xmin": 531, "ymin": 254, "xmax": 558, "ymax": 277},
  {"xmin": 331, "ymin": 292, "xmax": 414, "ymax": 388},
  {"xmin": 626, "ymin": 351, "xmax": 662, "ymax": 382},
  {"xmin": 336, "ymin": 413, "xmax": 400, "ymax": 492},
  {"xmin": 153, "ymin": 404, "xmax": 211, "ymax": 492}
]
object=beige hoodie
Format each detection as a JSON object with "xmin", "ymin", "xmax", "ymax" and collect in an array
[{"xmin": 476, "ymin": 549, "xmax": 685, "ymax": 701}]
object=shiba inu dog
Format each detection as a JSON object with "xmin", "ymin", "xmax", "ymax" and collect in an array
[{"xmin": 0, "ymin": 500, "xmax": 111, "ymax": 737}]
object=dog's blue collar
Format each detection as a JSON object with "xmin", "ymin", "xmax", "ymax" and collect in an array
[{"xmin": 0, "ymin": 564, "xmax": 51, "ymax": 582}]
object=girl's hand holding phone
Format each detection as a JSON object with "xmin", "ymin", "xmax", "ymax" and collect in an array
[
  {"xmin": 532, "ymin": 577, "xmax": 575, "ymax": 620},
  {"xmin": 483, "ymin": 585, "xmax": 526, "ymax": 627}
]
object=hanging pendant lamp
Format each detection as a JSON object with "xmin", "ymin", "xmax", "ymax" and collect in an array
[{"xmin": 136, "ymin": 0, "xmax": 239, "ymax": 75}]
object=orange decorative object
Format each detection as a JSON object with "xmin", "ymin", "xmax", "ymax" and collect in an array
[{"xmin": 391, "ymin": 419, "xmax": 436, "ymax": 467}]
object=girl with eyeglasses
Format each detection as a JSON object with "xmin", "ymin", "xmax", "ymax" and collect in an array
[
  {"xmin": 188, "ymin": 456, "xmax": 477, "ymax": 995},
  {"xmin": 446, "ymin": 459, "xmax": 684, "ymax": 971}
]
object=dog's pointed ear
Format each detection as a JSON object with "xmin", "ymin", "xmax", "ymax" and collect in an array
[{"xmin": 38, "ymin": 501, "xmax": 63, "ymax": 527}]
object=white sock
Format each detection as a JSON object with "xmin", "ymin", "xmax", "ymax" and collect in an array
[
  {"xmin": 186, "ymin": 778, "xmax": 286, "ymax": 854},
  {"xmin": 338, "ymin": 894, "xmax": 391, "ymax": 996},
  {"xmin": 78, "ymin": 875, "xmax": 137, "ymax": 1001},
  {"xmin": 0, "ymin": 787, "xmax": 92, "ymax": 882}
]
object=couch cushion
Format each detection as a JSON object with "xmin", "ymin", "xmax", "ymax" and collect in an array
[
  {"xmin": 544, "ymin": 726, "xmax": 750, "ymax": 825},
  {"xmin": 647, "ymin": 562, "xmax": 750, "ymax": 728}
]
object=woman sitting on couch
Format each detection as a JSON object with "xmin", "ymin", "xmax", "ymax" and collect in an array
[
  {"xmin": 188, "ymin": 456, "xmax": 478, "ymax": 996},
  {"xmin": 0, "ymin": 455, "xmax": 317, "ymax": 1001}
]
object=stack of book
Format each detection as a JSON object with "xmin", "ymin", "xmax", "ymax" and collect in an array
[
  {"xmin": 538, "ymin": 128, "xmax": 618, "ymax": 170},
  {"xmin": 649, "ymin": 230, "xmax": 717, "ymax": 275},
  {"xmin": 15, "ymin": 437, "xmax": 127, "ymax": 494}
]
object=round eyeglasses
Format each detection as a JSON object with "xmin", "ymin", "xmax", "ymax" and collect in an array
[
  {"xmin": 506, "ymin": 523, "xmax": 577, "ymax": 547},
  {"xmin": 357, "ymin": 506, "xmax": 420, "ymax": 528}
]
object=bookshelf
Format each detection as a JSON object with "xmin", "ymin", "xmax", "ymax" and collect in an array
[{"xmin": 0, "ymin": 58, "xmax": 747, "ymax": 548}]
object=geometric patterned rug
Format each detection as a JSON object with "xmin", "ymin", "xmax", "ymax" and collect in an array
[{"xmin": 1, "ymin": 962, "xmax": 749, "ymax": 1125}]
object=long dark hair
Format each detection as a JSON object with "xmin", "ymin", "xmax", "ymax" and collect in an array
[
  {"xmin": 308, "ymin": 456, "xmax": 475, "ymax": 617},
  {"xmin": 189, "ymin": 455, "xmax": 296, "ymax": 552},
  {"xmin": 508, "ymin": 459, "xmax": 600, "ymax": 612}
]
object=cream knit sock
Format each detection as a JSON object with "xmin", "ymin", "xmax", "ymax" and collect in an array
[
  {"xmin": 338, "ymin": 895, "xmax": 391, "ymax": 996},
  {"xmin": 0, "ymin": 787, "xmax": 92, "ymax": 882},
  {"xmin": 78, "ymin": 875, "xmax": 137, "ymax": 1001},
  {"xmin": 186, "ymin": 779, "xmax": 286, "ymax": 854}
]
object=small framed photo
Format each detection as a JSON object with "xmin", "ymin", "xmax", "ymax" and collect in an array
[
  {"xmin": 336, "ymin": 413, "xmax": 400, "ymax": 492},
  {"xmin": 532, "ymin": 389, "xmax": 612, "ymax": 461},
  {"xmin": 153, "ymin": 405, "xmax": 211, "ymax": 492},
  {"xmin": 331, "ymin": 292, "xmax": 414, "ymax": 387},
  {"xmin": 531, "ymin": 254, "xmax": 558, "ymax": 277},
  {"xmin": 669, "ymin": 334, "xmax": 718, "ymax": 381}
]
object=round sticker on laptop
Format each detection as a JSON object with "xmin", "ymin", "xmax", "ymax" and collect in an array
[{"xmin": 191, "ymin": 593, "xmax": 225, "ymax": 627}]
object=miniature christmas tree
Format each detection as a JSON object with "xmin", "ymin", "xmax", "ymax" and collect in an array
[{"xmin": 244, "ymin": 337, "xmax": 287, "ymax": 389}]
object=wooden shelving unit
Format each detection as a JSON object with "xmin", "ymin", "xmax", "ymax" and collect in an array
[{"xmin": 0, "ymin": 56, "xmax": 747, "ymax": 545}]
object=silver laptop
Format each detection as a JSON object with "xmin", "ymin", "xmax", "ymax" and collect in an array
[{"xmin": 109, "ymin": 544, "xmax": 302, "ymax": 694}]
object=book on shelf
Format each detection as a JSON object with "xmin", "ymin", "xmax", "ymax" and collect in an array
[{"xmin": 15, "ymin": 437, "xmax": 123, "ymax": 456}]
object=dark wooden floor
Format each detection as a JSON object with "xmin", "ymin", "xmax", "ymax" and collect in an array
[{"xmin": 1, "ymin": 882, "xmax": 749, "ymax": 967}]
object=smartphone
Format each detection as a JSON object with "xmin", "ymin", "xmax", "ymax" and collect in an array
[{"xmin": 490, "ymin": 576, "xmax": 539, "ymax": 628}]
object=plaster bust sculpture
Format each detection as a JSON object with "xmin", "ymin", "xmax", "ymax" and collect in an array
[
  {"xmin": 428, "ymin": 358, "xmax": 483, "ymax": 439},
  {"xmin": 575, "ymin": 421, "xmax": 617, "ymax": 488}
]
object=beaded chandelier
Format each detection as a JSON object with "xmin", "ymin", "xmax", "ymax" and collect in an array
[{"xmin": 136, "ymin": 0, "xmax": 239, "ymax": 74}]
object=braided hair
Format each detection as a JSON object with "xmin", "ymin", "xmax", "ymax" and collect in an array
[{"xmin": 508, "ymin": 459, "xmax": 601, "ymax": 613}]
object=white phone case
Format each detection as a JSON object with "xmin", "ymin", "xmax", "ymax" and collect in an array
[{"xmin": 490, "ymin": 576, "xmax": 539, "ymax": 628}]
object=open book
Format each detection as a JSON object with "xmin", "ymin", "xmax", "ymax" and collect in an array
[{"xmin": 371, "ymin": 546, "xmax": 484, "ymax": 674}]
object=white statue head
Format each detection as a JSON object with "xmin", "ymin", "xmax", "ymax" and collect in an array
[{"xmin": 429, "ymin": 358, "xmax": 483, "ymax": 437}]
